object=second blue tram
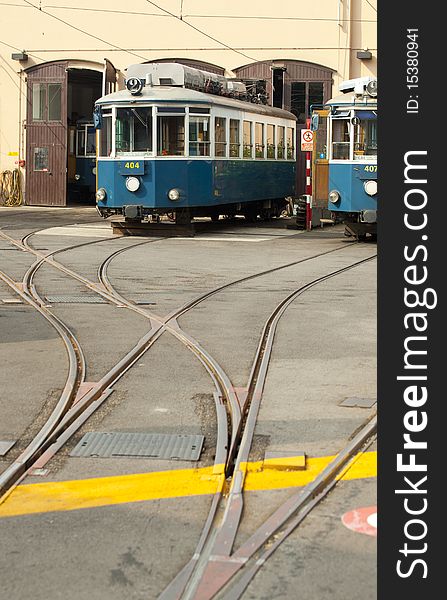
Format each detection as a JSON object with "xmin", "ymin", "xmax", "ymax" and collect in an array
[
  {"xmin": 317, "ymin": 77, "xmax": 377, "ymax": 239},
  {"xmin": 94, "ymin": 63, "xmax": 297, "ymax": 223}
]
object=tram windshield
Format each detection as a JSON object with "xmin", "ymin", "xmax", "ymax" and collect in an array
[
  {"xmin": 115, "ymin": 107, "xmax": 153, "ymax": 155},
  {"xmin": 353, "ymin": 111, "xmax": 377, "ymax": 159},
  {"xmin": 330, "ymin": 109, "xmax": 377, "ymax": 160},
  {"xmin": 331, "ymin": 116, "xmax": 351, "ymax": 160}
]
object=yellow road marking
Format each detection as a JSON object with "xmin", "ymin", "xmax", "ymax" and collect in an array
[{"xmin": 0, "ymin": 451, "xmax": 376, "ymax": 518}]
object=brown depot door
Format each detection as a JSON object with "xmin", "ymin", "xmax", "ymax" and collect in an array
[{"xmin": 25, "ymin": 62, "xmax": 68, "ymax": 206}]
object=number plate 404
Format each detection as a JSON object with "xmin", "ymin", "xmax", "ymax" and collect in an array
[{"xmin": 118, "ymin": 161, "xmax": 145, "ymax": 175}]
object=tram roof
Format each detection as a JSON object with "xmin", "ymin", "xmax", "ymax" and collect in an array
[
  {"xmin": 95, "ymin": 86, "xmax": 296, "ymax": 121},
  {"xmin": 325, "ymin": 93, "xmax": 377, "ymax": 109}
]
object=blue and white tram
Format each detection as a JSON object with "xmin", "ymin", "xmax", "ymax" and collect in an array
[
  {"xmin": 94, "ymin": 63, "xmax": 297, "ymax": 223},
  {"xmin": 323, "ymin": 77, "xmax": 377, "ymax": 239}
]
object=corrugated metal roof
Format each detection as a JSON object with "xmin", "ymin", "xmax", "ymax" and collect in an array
[{"xmin": 96, "ymin": 86, "xmax": 296, "ymax": 121}]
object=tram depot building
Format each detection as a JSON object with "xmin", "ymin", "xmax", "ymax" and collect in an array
[{"xmin": 0, "ymin": 1, "xmax": 377, "ymax": 209}]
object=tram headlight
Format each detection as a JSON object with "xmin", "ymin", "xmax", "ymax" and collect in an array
[
  {"xmin": 95, "ymin": 187, "xmax": 107, "ymax": 202},
  {"xmin": 363, "ymin": 180, "xmax": 377, "ymax": 196},
  {"xmin": 74, "ymin": 174, "xmax": 81, "ymax": 181},
  {"xmin": 168, "ymin": 188, "xmax": 180, "ymax": 201},
  {"xmin": 329, "ymin": 190, "xmax": 340, "ymax": 204},
  {"xmin": 125, "ymin": 176, "xmax": 141, "ymax": 192}
]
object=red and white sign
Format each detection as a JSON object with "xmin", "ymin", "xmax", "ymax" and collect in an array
[
  {"xmin": 300, "ymin": 129, "xmax": 314, "ymax": 151},
  {"xmin": 342, "ymin": 506, "xmax": 377, "ymax": 537}
]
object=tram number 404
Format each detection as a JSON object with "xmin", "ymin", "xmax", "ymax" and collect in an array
[{"xmin": 119, "ymin": 161, "xmax": 145, "ymax": 175}]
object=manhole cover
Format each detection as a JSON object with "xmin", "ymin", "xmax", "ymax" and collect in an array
[
  {"xmin": 70, "ymin": 432, "xmax": 204, "ymax": 461},
  {"xmin": 45, "ymin": 295, "xmax": 107, "ymax": 304}
]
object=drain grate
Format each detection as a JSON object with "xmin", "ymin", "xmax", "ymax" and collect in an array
[
  {"xmin": 45, "ymin": 295, "xmax": 107, "ymax": 304},
  {"xmin": 70, "ymin": 432, "xmax": 204, "ymax": 461}
]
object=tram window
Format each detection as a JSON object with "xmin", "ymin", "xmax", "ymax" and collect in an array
[
  {"xmin": 229, "ymin": 119, "xmax": 240, "ymax": 157},
  {"xmin": 255, "ymin": 123, "xmax": 264, "ymax": 158},
  {"xmin": 331, "ymin": 119, "xmax": 350, "ymax": 160},
  {"xmin": 266, "ymin": 124, "xmax": 275, "ymax": 158},
  {"xmin": 214, "ymin": 117, "xmax": 226, "ymax": 157},
  {"xmin": 86, "ymin": 127, "xmax": 96, "ymax": 156},
  {"xmin": 116, "ymin": 107, "xmax": 153, "ymax": 154},
  {"xmin": 286, "ymin": 127, "xmax": 295, "ymax": 160},
  {"xmin": 32, "ymin": 84, "xmax": 46, "ymax": 121},
  {"xmin": 277, "ymin": 126, "xmax": 285, "ymax": 159},
  {"xmin": 353, "ymin": 117, "xmax": 377, "ymax": 158},
  {"xmin": 157, "ymin": 115, "xmax": 185, "ymax": 156},
  {"xmin": 76, "ymin": 129, "xmax": 86, "ymax": 157},
  {"xmin": 189, "ymin": 115, "xmax": 210, "ymax": 156},
  {"xmin": 69, "ymin": 128, "xmax": 76, "ymax": 155},
  {"xmin": 48, "ymin": 83, "xmax": 62, "ymax": 121},
  {"xmin": 189, "ymin": 107, "xmax": 209, "ymax": 114},
  {"xmin": 243, "ymin": 121, "xmax": 253, "ymax": 158},
  {"xmin": 99, "ymin": 115, "xmax": 112, "ymax": 157}
]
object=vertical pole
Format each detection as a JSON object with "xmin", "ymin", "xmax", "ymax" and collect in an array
[{"xmin": 305, "ymin": 118, "xmax": 312, "ymax": 230}]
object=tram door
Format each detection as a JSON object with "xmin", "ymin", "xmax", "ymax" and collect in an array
[{"xmin": 311, "ymin": 109, "xmax": 330, "ymax": 210}]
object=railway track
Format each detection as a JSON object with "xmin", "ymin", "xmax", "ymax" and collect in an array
[{"xmin": 0, "ymin": 226, "xmax": 376, "ymax": 598}]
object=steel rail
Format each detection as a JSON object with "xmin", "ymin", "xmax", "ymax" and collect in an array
[
  {"xmin": 160, "ymin": 253, "xmax": 377, "ymax": 600},
  {"xmin": 162, "ymin": 243, "xmax": 352, "ymax": 324},
  {"xmin": 2, "ymin": 226, "xmax": 376, "ymax": 595},
  {"xmin": 20, "ymin": 233, "xmax": 236, "ymax": 488},
  {"xmin": 219, "ymin": 417, "xmax": 377, "ymax": 600},
  {"xmin": 0, "ymin": 269, "xmax": 85, "ymax": 498}
]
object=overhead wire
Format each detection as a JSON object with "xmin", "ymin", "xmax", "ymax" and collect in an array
[
  {"xmin": 144, "ymin": 0, "xmax": 259, "ymax": 62},
  {"xmin": 5, "ymin": 5, "xmax": 377, "ymax": 23},
  {"xmin": 363, "ymin": 0, "xmax": 377, "ymax": 12},
  {"xmin": 21, "ymin": 0, "xmax": 151, "ymax": 62}
]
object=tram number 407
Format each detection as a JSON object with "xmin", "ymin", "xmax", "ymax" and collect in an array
[{"xmin": 364, "ymin": 165, "xmax": 377, "ymax": 172}]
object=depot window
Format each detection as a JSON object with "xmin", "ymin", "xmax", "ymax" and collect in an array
[
  {"xmin": 214, "ymin": 117, "xmax": 227, "ymax": 157},
  {"xmin": 33, "ymin": 147, "xmax": 49, "ymax": 171},
  {"xmin": 157, "ymin": 114, "xmax": 185, "ymax": 156},
  {"xmin": 243, "ymin": 121, "xmax": 253, "ymax": 158},
  {"xmin": 115, "ymin": 107, "xmax": 153, "ymax": 155},
  {"xmin": 48, "ymin": 83, "xmax": 62, "ymax": 121},
  {"xmin": 229, "ymin": 119, "xmax": 240, "ymax": 158}
]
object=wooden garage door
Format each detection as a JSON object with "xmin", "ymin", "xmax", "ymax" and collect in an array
[{"xmin": 25, "ymin": 62, "xmax": 68, "ymax": 206}]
